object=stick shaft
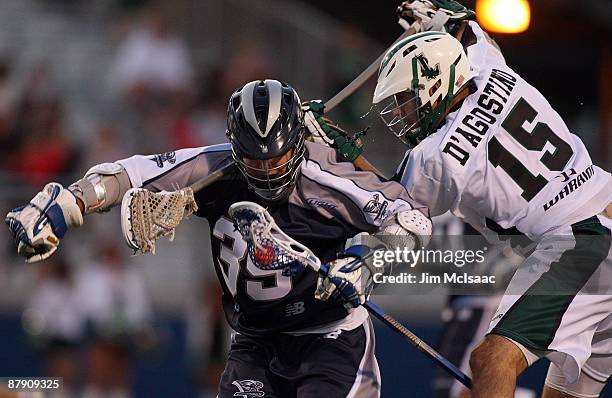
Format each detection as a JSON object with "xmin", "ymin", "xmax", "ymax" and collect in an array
[
  {"xmin": 364, "ymin": 301, "xmax": 473, "ymax": 389},
  {"xmin": 325, "ymin": 29, "xmax": 415, "ymax": 112},
  {"xmin": 352, "ymin": 156, "xmax": 384, "ymax": 177},
  {"xmin": 189, "ymin": 162, "xmax": 238, "ymax": 194}
]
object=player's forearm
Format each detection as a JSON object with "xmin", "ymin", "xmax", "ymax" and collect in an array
[{"xmin": 68, "ymin": 163, "xmax": 132, "ymax": 215}]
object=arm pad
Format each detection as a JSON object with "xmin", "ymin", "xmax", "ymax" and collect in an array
[{"xmin": 69, "ymin": 163, "xmax": 132, "ymax": 214}]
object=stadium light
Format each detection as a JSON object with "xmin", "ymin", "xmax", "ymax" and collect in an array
[{"xmin": 476, "ymin": 0, "xmax": 531, "ymax": 33}]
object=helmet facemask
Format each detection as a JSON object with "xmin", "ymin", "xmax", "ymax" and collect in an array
[
  {"xmin": 378, "ymin": 89, "xmax": 426, "ymax": 146},
  {"xmin": 377, "ymin": 57, "xmax": 457, "ymax": 147},
  {"xmin": 232, "ymin": 135, "xmax": 305, "ymax": 202}
]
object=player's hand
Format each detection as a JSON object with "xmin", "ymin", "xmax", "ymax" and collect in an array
[
  {"xmin": 302, "ymin": 100, "xmax": 365, "ymax": 162},
  {"xmin": 397, "ymin": 0, "xmax": 475, "ymax": 33},
  {"xmin": 5, "ymin": 182, "xmax": 83, "ymax": 263},
  {"xmin": 315, "ymin": 247, "xmax": 374, "ymax": 309},
  {"xmin": 303, "ymin": 100, "xmax": 334, "ymax": 147}
]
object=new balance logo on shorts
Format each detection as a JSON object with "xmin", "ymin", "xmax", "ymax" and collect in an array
[
  {"xmin": 285, "ymin": 301, "xmax": 305, "ymax": 316},
  {"xmin": 231, "ymin": 380, "xmax": 265, "ymax": 397}
]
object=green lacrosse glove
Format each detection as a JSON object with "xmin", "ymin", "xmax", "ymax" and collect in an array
[{"xmin": 303, "ymin": 100, "xmax": 365, "ymax": 162}]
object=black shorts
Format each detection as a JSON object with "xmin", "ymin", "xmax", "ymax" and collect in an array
[{"xmin": 218, "ymin": 319, "xmax": 380, "ymax": 398}]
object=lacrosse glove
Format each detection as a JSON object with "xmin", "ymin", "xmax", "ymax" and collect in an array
[
  {"xmin": 315, "ymin": 245, "xmax": 376, "ymax": 309},
  {"xmin": 303, "ymin": 100, "xmax": 365, "ymax": 162},
  {"xmin": 5, "ymin": 183, "xmax": 83, "ymax": 262},
  {"xmin": 398, "ymin": 0, "xmax": 475, "ymax": 32}
]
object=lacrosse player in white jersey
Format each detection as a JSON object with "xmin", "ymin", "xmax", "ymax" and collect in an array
[{"xmin": 306, "ymin": 1, "xmax": 612, "ymax": 397}]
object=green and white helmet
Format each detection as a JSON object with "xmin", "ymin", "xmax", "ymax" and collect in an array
[{"xmin": 373, "ymin": 31, "xmax": 474, "ymax": 146}]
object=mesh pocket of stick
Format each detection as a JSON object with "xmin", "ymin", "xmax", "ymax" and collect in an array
[{"xmin": 230, "ymin": 204, "xmax": 313, "ymax": 276}]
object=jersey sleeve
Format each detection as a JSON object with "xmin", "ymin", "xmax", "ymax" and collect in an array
[
  {"xmin": 396, "ymin": 133, "xmax": 463, "ymax": 218},
  {"xmin": 298, "ymin": 142, "xmax": 429, "ymax": 232},
  {"xmin": 116, "ymin": 143, "xmax": 232, "ymax": 192},
  {"xmin": 462, "ymin": 21, "xmax": 506, "ymax": 74}
]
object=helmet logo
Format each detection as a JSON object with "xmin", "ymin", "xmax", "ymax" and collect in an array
[{"xmin": 415, "ymin": 54, "xmax": 440, "ymax": 80}]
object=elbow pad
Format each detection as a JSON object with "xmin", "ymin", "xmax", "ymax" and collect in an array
[
  {"xmin": 376, "ymin": 209, "xmax": 432, "ymax": 250},
  {"xmin": 344, "ymin": 209, "xmax": 432, "ymax": 275}
]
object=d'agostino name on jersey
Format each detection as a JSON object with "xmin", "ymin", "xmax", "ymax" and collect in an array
[{"xmin": 442, "ymin": 69, "xmax": 517, "ymax": 166}]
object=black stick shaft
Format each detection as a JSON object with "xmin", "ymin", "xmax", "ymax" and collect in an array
[
  {"xmin": 189, "ymin": 162, "xmax": 238, "ymax": 194},
  {"xmin": 364, "ymin": 301, "xmax": 472, "ymax": 389}
]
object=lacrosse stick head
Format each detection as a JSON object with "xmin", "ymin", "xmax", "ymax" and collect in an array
[
  {"xmin": 121, "ymin": 187, "xmax": 198, "ymax": 255},
  {"xmin": 228, "ymin": 201, "xmax": 320, "ymax": 276}
]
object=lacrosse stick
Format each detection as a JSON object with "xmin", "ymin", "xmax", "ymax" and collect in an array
[{"xmin": 228, "ymin": 201, "xmax": 472, "ymax": 390}]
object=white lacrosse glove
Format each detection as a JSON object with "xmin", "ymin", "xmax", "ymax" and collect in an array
[
  {"xmin": 397, "ymin": 0, "xmax": 475, "ymax": 32},
  {"xmin": 5, "ymin": 183, "xmax": 83, "ymax": 263},
  {"xmin": 315, "ymin": 245, "xmax": 375, "ymax": 309}
]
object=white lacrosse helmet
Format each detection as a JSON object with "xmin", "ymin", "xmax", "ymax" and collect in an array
[{"xmin": 373, "ymin": 31, "xmax": 474, "ymax": 146}]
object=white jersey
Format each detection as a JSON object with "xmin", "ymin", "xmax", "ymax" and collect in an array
[{"xmin": 397, "ymin": 22, "xmax": 612, "ymax": 241}]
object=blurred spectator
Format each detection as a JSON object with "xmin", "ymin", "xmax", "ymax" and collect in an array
[
  {"xmin": 191, "ymin": 68, "xmax": 231, "ymax": 146},
  {"xmin": 151, "ymin": 89, "xmax": 200, "ymax": 149},
  {"xmin": 7, "ymin": 65, "xmax": 78, "ymax": 187},
  {"xmin": 76, "ymin": 242, "xmax": 154, "ymax": 398},
  {"xmin": 107, "ymin": 5, "xmax": 197, "ymax": 153},
  {"xmin": 108, "ymin": 6, "xmax": 194, "ymax": 108},
  {"xmin": 84, "ymin": 123, "xmax": 129, "ymax": 166},
  {"xmin": 0, "ymin": 58, "xmax": 20, "ymax": 174},
  {"xmin": 221, "ymin": 42, "xmax": 277, "ymax": 96},
  {"xmin": 0, "ymin": 58, "xmax": 17, "ymax": 115},
  {"xmin": 21, "ymin": 243, "xmax": 156, "ymax": 398},
  {"xmin": 185, "ymin": 277, "xmax": 228, "ymax": 398},
  {"xmin": 12, "ymin": 119, "xmax": 77, "ymax": 188},
  {"xmin": 0, "ymin": 58, "xmax": 18, "ymax": 160},
  {"xmin": 22, "ymin": 257, "xmax": 83, "ymax": 396},
  {"xmin": 188, "ymin": 46, "xmax": 277, "ymax": 148}
]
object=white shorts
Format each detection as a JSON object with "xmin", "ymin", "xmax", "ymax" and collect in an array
[
  {"xmin": 487, "ymin": 214, "xmax": 612, "ymax": 384},
  {"xmin": 545, "ymin": 340, "xmax": 612, "ymax": 398}
]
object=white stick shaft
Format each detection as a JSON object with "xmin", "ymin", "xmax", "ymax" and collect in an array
[{"xmin": 325, "ymin": 28, "xmax": 415, "ymax": 112}]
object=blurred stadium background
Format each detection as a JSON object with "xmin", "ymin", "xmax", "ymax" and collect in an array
[{"xmin": 0, "ymin": 0, "xmax": 609, "ymax": 396}]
